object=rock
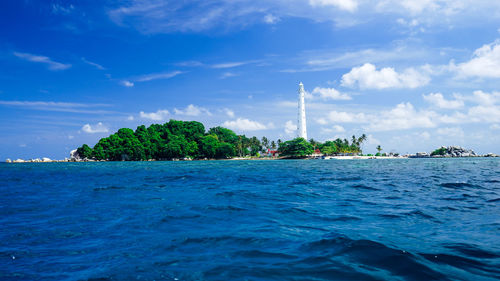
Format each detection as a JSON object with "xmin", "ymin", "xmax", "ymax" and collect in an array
[
  {"xmin": 42, "ymin": 157, "xmax": 52, "ymax": 162},
  {"xmin": 70, "ymin": 149, "xmax": 81, "ymax": 161},
  {"xmin": 13, "ymin": 159, "xmax": 25, "ymax": 163},
  {"xmin": 6, "ymin": 158, "xmax": 12, "ymax": 163},
  {"xmin": 434, "ymin": 146, "xmax": 477, "ymax": 157}
]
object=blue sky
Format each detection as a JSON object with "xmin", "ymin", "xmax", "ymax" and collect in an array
[{"xmin": 2, "ymin": 0, "xmax": 500, "ymax": 159}]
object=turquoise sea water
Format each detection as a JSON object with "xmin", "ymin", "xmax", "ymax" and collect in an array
[{"xmin": 1, "ymin": 159, "xmax": 500, "ymax": 280}]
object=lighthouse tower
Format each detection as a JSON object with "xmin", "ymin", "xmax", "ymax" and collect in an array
[{"xmin": 297, "ymin": 82, "xmax": 307, "ymax": 140}]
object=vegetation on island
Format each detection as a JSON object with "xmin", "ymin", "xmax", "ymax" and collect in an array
[
  {"xmin": 430, "ymin": 147, "xmax": 447, "ymax": 156},
  {"xmin": 76, "ymin": 120, "xmax": 370, "ymax": 161},
  {"xmin": 278, "ymin": 138, "xmax": 314, "ymax": 158}
]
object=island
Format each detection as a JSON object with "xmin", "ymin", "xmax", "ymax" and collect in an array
[
  {"xmin": 67, "ymin": 120, "xmax": 368, "ymax": 161},
  {"xmin": 4, "ymin": 120, "xmax": 498, "ymax": 162}
]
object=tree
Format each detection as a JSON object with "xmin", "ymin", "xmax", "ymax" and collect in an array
[
  {"xmin": 216, "ymin": 142, "xmax": 235, "ymax": 159},
  {"xmin": 208, "ymin": 127, "xmax": 238, "ymax": 144},
  {"xmin": 356, "ymin": 134, "xmax": 367, "ymax": 155},
  {"xmin": 249, "ymin": 136, "xmax": 261, "ymax": 156},
  {"xmin": 376, "ymin": 145, "xmax": 382, "ymax": 156},
  {"xmin": 199, "ymin": 135, "xmax": 220, "ymax": 159},
  {"xmin": 162, "ymin": 135, "xmax": 188, "ymax": 159},
  {"xmin": 76, "ymin": 144, "xmax": 93, "ymax": 159},
  {"xmin": 185, "ymin": 141, "xmax": 198, "ymax": 158},
  {"xmin": 261, "ymin": 136, "xmax": 269, "ymax": 150},
  {"xmin": 309, "ymin": 138, "xmax": 318, "ymax": 149},
  {"xmin": 431, "ymin": 147, "xmax": 447, "ymax": 156},
  {"xmin": 278, "ymin": 138, "xmax": 314, "ymax": 158},
  {"xmin": 318, "ymin": 140, "xmax": 338, "ymax": 155},
  {"xmin": 76, "ymin": 120, "xmax": 375, "ymax": 162}
]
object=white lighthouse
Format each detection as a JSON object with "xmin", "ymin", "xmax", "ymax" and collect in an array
[{"xmin": 297, "ymin": 82, "xmax": 307, "ymax": 140}]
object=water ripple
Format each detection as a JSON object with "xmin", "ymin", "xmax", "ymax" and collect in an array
[{"xmin": 1, "ymin": 159, "xmax": 499, "ymax": 280}]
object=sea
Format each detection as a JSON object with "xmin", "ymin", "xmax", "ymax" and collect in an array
[{"xmin": 1, "ymin": 159, "xmax": 500, "ymax": 281}]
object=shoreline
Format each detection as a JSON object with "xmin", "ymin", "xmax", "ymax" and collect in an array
[{"xmin": 5, "ymin": 155, "xmax": 499, "ymax": 163}]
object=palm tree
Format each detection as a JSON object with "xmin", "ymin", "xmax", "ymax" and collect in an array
[
  {"xmin": 356, "ymin": 134, "xmax": 367, "ymax": 154},
  {"xmin": 261, "ymin": 136, "xmax": 269, "ymax": 150},
  {"xmin": 271, "ymin": 140, "xmax": 276, "ymax": 149},
  {"xmin": 376, "ymin": 145, "xmax": 382, "ymax": 154},
  {"xmin": 309, "ymin": 138, "xmax": 317, "ymax": 149}
]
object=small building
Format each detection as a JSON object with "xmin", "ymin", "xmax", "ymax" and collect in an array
[
  {"xmin": 266, "ymin": 149, "xmax": 279, "ymax": 157},
  {"xmin": 311, "ymin": 149, "xmax": 323, "ymax": 158}
]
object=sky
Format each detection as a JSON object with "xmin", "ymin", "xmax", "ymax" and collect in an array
[{"xmin": 1, "ymin": 0, "xmax": 500, "ymax": 159}]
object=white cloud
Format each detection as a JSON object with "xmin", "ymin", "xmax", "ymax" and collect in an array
[
  {"xmin": 212, "ymin": 61, "xmax": 252, "ymax": 69},
  {"xmin": 309, "ymin": 0, "xmax": 358, "ymax": 12},
  {"xmin": 423, "ymin": 93, "xmax": 464, "ymax": 109},
  {"xmin": 82, "ymin": 122, "xmax": 109, "ymax": 134},
  {"xmin": 174, "ymin": 104, "xmax": 211, "ymax": 116},
  {"xmin": 108, "ymin": 1, "xmax": 266, "ymax": 33},
  {"xmin": 0, "ymin": 100, "xmax": 107, "ymax": 108},
  {"xmin": 438, "ymin": 112, "xmax": 468, "ymax": 124},
  {"xmin": 468, "ymin": 104, "xmax": 500, "ymax": 123},
  {"xmin": 321, "ymin": 125, "xmax": 346, "ymax": 134},
  {"xmin": 220, "ymin": 72, "xmax": 238, "ymax": 79},
  {"xmin": 490, "ymin": 124, "xmax": 500, "ymax": 130},
  {"xmin": 437, "ymin": 127, "xmax": 464, "ymax": 137},
  {"xmin": 290, "ymin": 46, "xmax": 433, "ymax": 73},
  {"xmin": 313, "ymin": 89, "xmax": 500, "ymax": 137},
  {"xmin": 327, "ymin": 111, "xmax": 368, "ymax": 123},
  {"xmin": 316, "ymin": 118, "xmax": 328, "ymax": 125},
  {"xmin": 82, "ymin": 57, "xmax": 105, "ymax": 70},
  {"xmin": 310, "ymin": 87, "xmax": 352, "ymax": 100},
  {"xmin": 284, "ymin": 120, "xmax": 297, "ymax": 135},
  {"xmin": 365, "ymin": 134, "xmax": 380, "ymax": 146},
  {"xmin": 136, "ymin": 71, "xmax": 183, "ymax": 82},
  {"xmin": 365, "ymin": 102, "xmax": 436, "ymax": 131},
  {"xmin": 127, "ymin": 115, "xmax": 134, "ymax": 121},
  {"xmin": 224, "ymin": 108, "xmax": 235, "ymax": 118},
  {"xmin": 375, "ymin": 0, "xmax": 464, "ymax": 16},
  {"xmin": 223, "ymin": 118, "xmax": 268, "ymax": 131},
  {"xmin": 68, "ymin": 135, "xmax": 75, "ymax": 140},
  {"xmin": 52, "ymin": 3, "xmax": 74, "ymax": 15},
  {"xmin": 453, "ymin": 40, "xmax": 500, "ymax": 78},
  {"xmin": 470, "ymin": 90, "xmax": 500, "ymax": 105},
  {"xmin": 420, "ymin": 131, "xmax": 431, "ymax": 140},
  {"xmin": 140, "ymin": 109, "xmax": 170, "ymax": 121},
  {"xmin": 121, "ymin": 80, "xmax": 134, "ymax": 87},
  {"xmin": 386, "ymin": 0, "xmax": 439, "ymax": 14},
  {"xmin": 13, "ymin": 52, "xmax": 71, "ymax": 70},
  {"xmin": 176, "ymin": 60, "xmax": 204, "ymax": 67},
  {"xmin": 0, "ymin": 100, "xmax": 112, "ymax": 114},
  {"xmin": 341, "ymin": 63, "xmax": 430, "ymax": 89},
  {"xmin": 452, "ymin": 90, "xmax": 500, "ymax": 123},
  {"xmin": 107, "ymin": 1, "xmax": 500, "ymax": 34},
  {"xmin": 120, "ymin": 71, "xmax": 183, "ymax": 87},
  {"xmin": 397, "ymin": 18, "xmax": 420, "ymax": 27},
  {"xmin": 264, "ymin": 14, "xmax": 280, "ymax": 24}
]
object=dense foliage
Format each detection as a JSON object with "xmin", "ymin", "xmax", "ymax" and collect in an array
[
  {"xmin": 278, "ymin": 138, "xmax": 314, "ymax": 157},
  {"xmin": 431, "ymin": 147, "xmax": 447, "ymax": 156},
  {"xmin": 316, "ymin": 134, "xmax": 367, "ymax": 155},
  {"xmin": 76, "ymin": 120, "xmax": 370, "ymax": 160},
  {"xmin": 77, "ymin": 120, "xmax": 260, "ymax": 161}
]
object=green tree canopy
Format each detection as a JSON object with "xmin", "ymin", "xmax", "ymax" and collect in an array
[
  {"xmin": 75, "ymin": 119, "xmax": 372, "ymax": 161},
  {"xmin": 278, "ymin": 138, "xmax": 314, "ymax": 157}
]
